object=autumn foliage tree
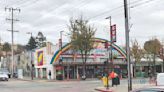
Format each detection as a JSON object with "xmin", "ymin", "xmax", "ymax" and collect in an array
[{"xmin": 144, "ymin": 38, "xmax": 161, "ymax": 76}]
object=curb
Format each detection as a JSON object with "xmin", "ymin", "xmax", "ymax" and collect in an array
[
  {"xmin": 14, "ymin": 78, "xmax": 83, "ymax": 82},
  {"xmin": 95, "ymin": 87, "xmax": 113, "ymax": 92}
]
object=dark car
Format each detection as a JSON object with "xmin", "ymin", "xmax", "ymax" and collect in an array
[{"xmin": 131, "ymin": 86, "xmax": 164, "ymax": 92}]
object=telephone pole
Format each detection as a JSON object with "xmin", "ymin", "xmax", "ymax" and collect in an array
[
  {"xmin": 5, "ymin": 7, "xmax": 20, "ymax": 77},
  {"xmin": 123, "ymin": 0, "xmax": 132, "ymax": 91}
]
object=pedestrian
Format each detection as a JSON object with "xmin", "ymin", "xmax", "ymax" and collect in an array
[
  {"xmin": 48, "ymin": 70, "xmax": 51, "ymax": 80},
  {"xmin": 109, "ymin": 71, "xmax": 119, "ymax": 87}
]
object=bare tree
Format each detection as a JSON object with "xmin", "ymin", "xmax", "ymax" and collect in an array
[
  {"xmin": 131, "ymin": 40, "xmax": 144, "ymax": 77},
  {"xmin": 68, "ymin": 17, "xmax": 96, "ymax": 79}
]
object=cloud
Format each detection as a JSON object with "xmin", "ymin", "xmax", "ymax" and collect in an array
[{"xmin": 0, "ymin": 0, "xmax": 164, "ymax": 46}]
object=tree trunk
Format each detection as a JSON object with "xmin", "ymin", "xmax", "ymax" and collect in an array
[
  {"xmin": 134, "ymin": 61, "xmax": 136, "ymax": 78},
  {"xmin": 163, "ymin": 59, "xmax": 164, "ymax": 72},
  {"xmin": 82, "ymin": 55, "xmax": 87, "ymax": 79},
  {"xmin": 82, "ymin": 63, "xmax": 86, "ymax": 77},
  {"xmin": 153, "ymin": 54, "xmax": 156, "ymax": 76}
]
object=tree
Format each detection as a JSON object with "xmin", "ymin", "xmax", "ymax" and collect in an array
[
  {"xmin": 35, "ymin": 31, "xmax": 46, "ymax": 48},
  {"xmin": 15, "ymin": 44, "xmax": 26, "ymax": 54},
  {"xmin": 131, "ymin": 40, "xmax": 144, "ymax": 77},
  {"xmin": 68, "ymin": 17, "xmax": 96, "ymax": 79},
  {"xmin": 26, "ymin": 36, "xmax": 37, "ymax": 50},
  {"xmin": 2, "ymin": 42, "xmax": 11, "ymax": 57},
  {"xmin": 2, "ymin": 42, "xmax": 11, "ymax": 69},
  {"xmin": 144, "ymin": 38, "xmax": 161, "ymax": 76}
]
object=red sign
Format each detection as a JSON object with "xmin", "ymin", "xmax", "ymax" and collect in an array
[
  {"xmin": 110, "ymin": 24, "xmax": 116, "ymax": 42},
  {"xmin": 56, "ymin": 66, "xmax": 63, "ymax": 70}
]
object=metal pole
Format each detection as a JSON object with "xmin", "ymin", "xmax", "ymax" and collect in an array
[
  {"xmin": 60, "ymin": 31, "xmax": 63, "ymax": 80},
  {"xmin": 31, "ymin": 50, "xmax": 33, "ymax": 80},
  {"xmin": 109, "ymin": 16, "xmax": 113, "ymax": 70},
  {"xmin": 60, "ymin": 31, "xmax": 63, "ymax": 59},
  {"xmin": 30, "ymin": 33, "xmax": 33, "ymax": 80},
  {"xmin": 11, "ymin": 8, "xmax": 14, "ymax": 77},
  {"xmin": 27, "ymin": 32, "xmax": 33, "ymax": 80},
  {"xmin": 105, "ymin": 16, "xmax": 112, "ymax": 89},
  {"xmin": 123, "ymin": 0, "xmax": 132, "ymax": 91},
  {"xmin": 163, "ymin": 48, "xmax": 164, "ymax": 72},
  {"xmin": 60, "ymin": 31, "xmax": 63, "ymax": 51}
]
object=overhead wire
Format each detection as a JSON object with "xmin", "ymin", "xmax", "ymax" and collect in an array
[
  {"xmin": 17, "ymin": 0, "xmax": 40, "ymax": 8},
  {"xmin": 88, "ymin": 0, "xmax": 157, "ymax": 20}
]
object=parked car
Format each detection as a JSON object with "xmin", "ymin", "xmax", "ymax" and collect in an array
[
  {"xmin": 131, "ymin": 86, "xmax": 164, "ymax": 92},
  {"xmin": 156, "ymin": 73, "xmax": 164, "ymax": 86},
  {"xmin": 0, "ymin": 72, "xmax": 9, "ymax": 81},
  {"xmin": 0, "ymin": 68, "xmax": 11, "ymax": 78}
]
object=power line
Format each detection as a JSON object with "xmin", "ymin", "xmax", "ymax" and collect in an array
[
  {"xmin": 17, "ymin": 0, "xmax": 40, "ymax": 7},
  {"xmin": 130, "ymin": 0, "xmax": 155, "ymax": 8},
  {"xmin": 88, "ymin": 0, "xmax": 157, "ymax": 20}
]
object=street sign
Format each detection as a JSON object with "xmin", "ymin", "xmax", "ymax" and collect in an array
[{"xmin": 110, "ymin": 24, "xmax": 116, "ymax": 42}]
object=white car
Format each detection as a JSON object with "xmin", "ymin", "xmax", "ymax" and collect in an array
[
  {"xmin": 131, "ymin": 86, "xmax": 164, "ymax": 92},
  {"xmin": 156, "ymin": 73, "xmax": 164, "ymax": 86},
  {"xmin": 0, "ymin": 72, "xmax": 9, "ymax": 81}
]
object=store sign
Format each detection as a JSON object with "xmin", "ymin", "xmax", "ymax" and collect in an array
[{"xmin": 111, "ymin": 24, "xmax": 116, "ymax": 42}]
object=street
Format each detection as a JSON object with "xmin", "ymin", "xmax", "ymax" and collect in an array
[{"xmin": 0, "ymin": 78, "xmax": 154, "ymax": 92}]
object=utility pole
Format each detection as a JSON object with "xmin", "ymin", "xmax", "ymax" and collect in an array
[
  {"xmin": 5, "ymin": 7, "xmax": 20, "ymax": 77},
  {"xmin": 123, "ymin": 0, "xmax": 132, "ymax": 91},
  {"xmin": 27, "ymin": 32, "xmax": 34, "ymax": 80}
]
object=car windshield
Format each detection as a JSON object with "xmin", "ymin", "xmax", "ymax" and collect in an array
[
  {"xmin": 0, "ymin": 69, "xmax": 9, "ymax": 73},
  {"xmin": 0, "ymin": 72, "xmax": 4, "ymax": 74}
]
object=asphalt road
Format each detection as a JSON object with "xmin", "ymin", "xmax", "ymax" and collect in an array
[{"xmin": 0, "ymin": 78, "xmax": 154, "ymax": 92}]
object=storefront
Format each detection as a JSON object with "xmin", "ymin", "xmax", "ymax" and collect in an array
[{"xmin": 33, "ymin": 38, "xmax": 127, "ymax": 80}]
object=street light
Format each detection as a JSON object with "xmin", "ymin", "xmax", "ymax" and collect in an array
[
  {"xmin": 26, "ymin": 32, "xmax": 34, "ymax": 80},
  {"xmin": 59, "ymin": 31, "xmax": 64, "ymax": 60},
  {"xmin": 105, "ymin": 16, "xmax": 112, "ymax": 90},
  {"xmin": 105, "ymin": 16, "xmax": 113, "ymax": 66},
  {"xmin": 59, "ymin": 31, "xmax": 64, "ymax": 80}
]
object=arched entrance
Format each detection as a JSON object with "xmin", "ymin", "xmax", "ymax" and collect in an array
[
  {"xmin": 50, "ymin": 38, "xmax": 126, "ymax": 64},
  {"xmin": 50, "ymin": 38, "xmax": 127, "ymax": 80}
]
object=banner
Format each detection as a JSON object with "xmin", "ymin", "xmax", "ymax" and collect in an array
[
  {"xmin": 37, "ymin": 51, "xmax": 43, "ymax": 66},
  {"xmin": 111, "ymin": 24, "xmax": 116, "ymax": 42}
]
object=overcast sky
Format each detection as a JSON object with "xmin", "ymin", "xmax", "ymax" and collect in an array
[{"xmin": 0, "ymin": 0, "xmax": 164, "ymax": 47}]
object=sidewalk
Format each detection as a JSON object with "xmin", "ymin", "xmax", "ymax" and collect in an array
[
  {"xmin": 95, "ymin": 83, "xmax": 155, "ymax": 92},
  {"xmin": 94, "ymin": 78, "xmax": 156, "ymax": 92},
  {"xmin": 14, "ymin": 77, "xmax": 48, "ymax": 82}
]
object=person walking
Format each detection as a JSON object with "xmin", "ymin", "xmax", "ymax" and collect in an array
[
  {"xmin": 48, "ymin": 70, "xmax": 51, "ymax": 80},
  {"xmin": 109, "ymin": 71, "xmax": 119, "ymax": 86}
]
